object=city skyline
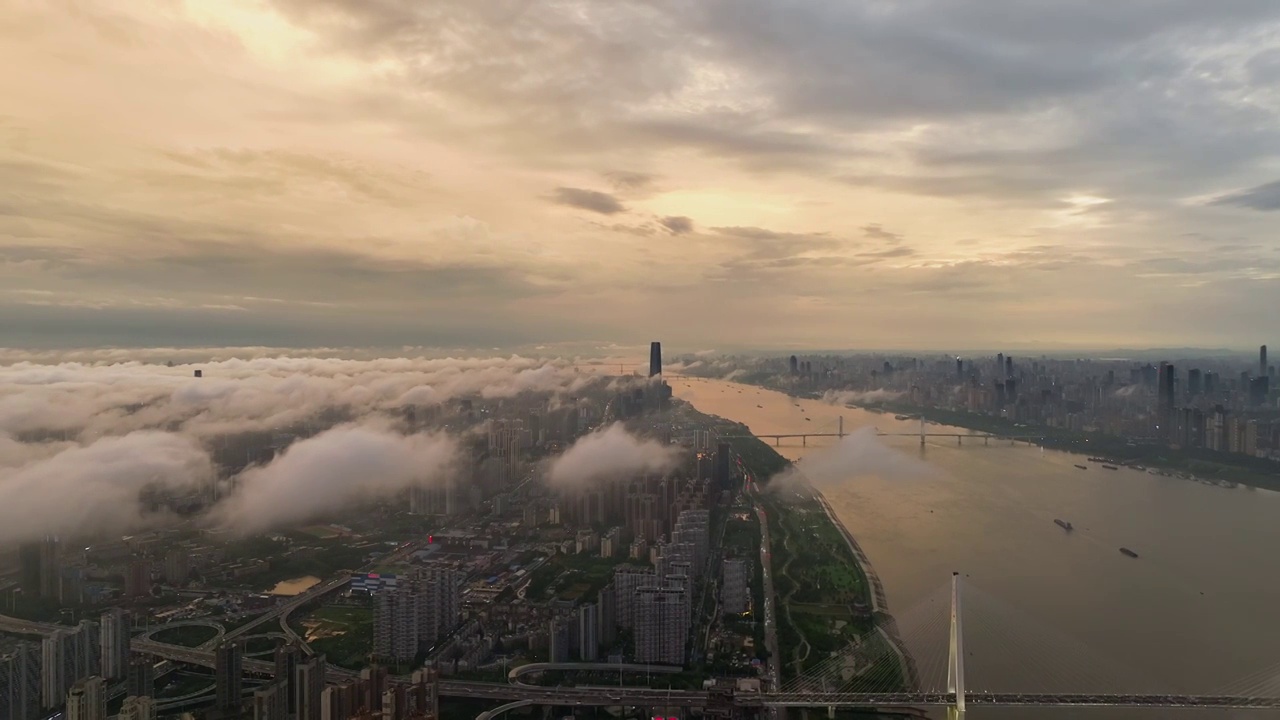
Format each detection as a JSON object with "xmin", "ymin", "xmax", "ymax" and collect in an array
[{"xmin": 4, "ymin": 2, "xmax": 1280, "ymax": 350}]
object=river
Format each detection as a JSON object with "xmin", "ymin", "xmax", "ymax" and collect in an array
[{"xmin": 672, "ymin": 376, "xmax": 1280, "ymax": 719}]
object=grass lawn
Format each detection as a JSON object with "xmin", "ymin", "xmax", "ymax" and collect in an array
[{"xmin": 296, "ymin": 605, "xmax": 373, "ymax": 670}]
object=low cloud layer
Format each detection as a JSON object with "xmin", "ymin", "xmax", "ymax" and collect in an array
[
  {"xmin": 0, "ymin": 353, "xmax": 611, "ymax": 542},
  {"xmin": 0, "ymin": 432, "xmax": 215, "ymax": 545},
  {"xmin": 823, "ymin": 389, "xmax": 904, "ymax": 405},
  {"xmin": 546, "ymin": 423, "xmax": 680, "ymax": 488},
  {"xmin": 771, "ymin": 428, "xmax": 933, "ymax": 491},
  {"xmin": 0, "ymin": 355, "xmax": 593, "ymax": 441},
  {"xmin": 214, "ymin": 424, "xmax": 458, "ymax": 534}
]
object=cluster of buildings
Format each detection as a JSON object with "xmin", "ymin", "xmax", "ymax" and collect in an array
[
  {"xmin": 0, "ymin": 608, "xmax": 151, "ymax": 720},
  {"xmin": 369, "ymin": 567, "xmax": 463, "ymax": 664},
  {"xmin": 775, "ymin": 346, "xmax": 1280, "ymax": 459}
]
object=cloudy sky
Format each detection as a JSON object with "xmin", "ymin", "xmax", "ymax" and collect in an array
[{"xmin": 4, "ymin": 1, "xmax": 1280, "ymax": 352}]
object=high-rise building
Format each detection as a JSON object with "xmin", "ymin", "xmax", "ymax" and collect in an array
[
  {"xmin": 214, "ymin": 641, "xmax": 243, "ymax": 716},
  {"xmin": 721, "ymin": 558, "xmax": 749, "ymax": 615},
  {"xmin": 359, "ymin": 666, "xmax": 388, "ymax": 715},
  {"xmin": 1005, "ymin": 356, "xmax": 1013, "ymax": 378},
  {"xmin": 634, "ymin": 586, "xmax": 687, "ymax": 665},
  {"xmin": 649, "ymin": 341, "xmax": 662, "ymax": 377},
  {"xmin": 125, "ymin": 656, "xmax": 154, "ymax": 700},
  {"xmin": 23, "ymin": 536, "xmax": 62, "ymax": 600},
  {"xmin": 1262, "ymin": 345, "xmax": 1268, "ymax": 378},
  {"xmin": 373, "ymin": 583, "xmax": 419, "ymax": 663},
  {"xmin": 118, "ymin": 695, "xmax": 156, "ymax": 720},
  {"xmin": 273, "ymin": 643, "xmax": 300, "ymax": 716},
  {"xmin": 320, "ymin": 683, "xmax": 357, "ymax": 720},
  {"xmin": 163, "ymin": 549, "xmax": 190, "ymax": 586},
  {"xmin": 295, "ymin": 655, "xmax": 326, "ymax": 720},
  {"xmin": 789, "ymin": 355, "xmax": 798, "ymax": 374},
  {"xmin": 713, "ymin": 443, "xmax": 732, "ymax": 488},
  {"xmin": 577, "ymin": 603, "xmax": 599, "ymax": 661},
  {"xmin": 408, "ymin": 668, "xmax": 439, "ymax": 720},
  {"xmin": 124, "ymin": 559, "xmax": 151, "ymax": 599},
  {"xmin": 99, "ymin": 609, "xmax": 130, "ymax": 680},
  {"xmin": 613, "ymin": 566, "xmax": 655, "ymax": 630},
  {"xmin": 42, "ymin": 621, "xmax": 99, "ymax": 709},
  {"xmin": 373, "ymin": 567, "xmax": 462, "ymax": 663},
  {"xmin": 252, "ymin": 682, "xmax": 288, "ymax": 720},
  {"xmin": 66, "ymin": 676, "xmax": 106, "ymax": 720},
  {"xmin": 547, "ymin": 616, "xmax": 572, "ymax": 663},
  {"xmin": 1, "ymin": 641, "xmax": 41, "ymax": 720}
]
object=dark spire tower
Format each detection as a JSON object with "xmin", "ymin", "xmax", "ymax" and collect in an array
[
  {"xmin": 1261, "ymin": 345, "xmax": 1268, "ymax": 378},
  {"xmin": 649, "ymin": 342, "xmax": 662, "ymax": 377}
]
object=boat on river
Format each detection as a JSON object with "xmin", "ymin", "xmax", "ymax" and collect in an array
[
  {"xmin": 1074, "ymin": 464, "xmax": 1088, "ymax": 470},
  {"xmin": 1054, "ymin": 519, "xmax": 1074, "ymax": 531},
  {"xmin": 1102, "ymin": 465, "xmax": 1119, "ymax": 470},
  {"xmin": 1120, "ymin": 547, "xmax": 1139, "ymax": 558}
]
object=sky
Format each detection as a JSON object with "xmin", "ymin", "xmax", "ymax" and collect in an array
[{"xmin": 3, "ymin": 0, "xmax": 1280, "ymax": 352}]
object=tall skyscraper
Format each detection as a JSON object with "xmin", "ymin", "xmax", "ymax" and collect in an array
[
  {"xmin": 634, "ymin": 586, "xmax": 687, "ymax": 665},
  {"xmin": 713, "ymin": 443, "xmax": 732, "ymax": 487},
  {"xmin": 124, "ymin": 559, "xmax": 151, "ymax": 599},
  {"xmin": 1262, "ymin": 345, "xmax": 1268, "ymax": 378},
  {"xmin": 649, "ymin": 341, "xmax": 662, "ymax": 377},
  {"xmin": 99, "ymin": 609, "xmax": 130, "ymax": 680},
  {"xmin": 118, "ymin": 695, "xmax": 156, "ymax": 720},
  {"xmin": 788, "ymin": 355, "xmax": 798, "ymax": 374},
  {"xmin": 577, "ymin": 603, "xmax": 599, "ymax": 661},
  {"xmin": 1, "ymin": 641, "xmax": 41, "ymax": 720},
  {"xmin": 66, "ymin": 676, "xmax": 106, "ymax": 720},
  {"xmin": 295, "ymin": 655, "xmax": 326, "ymax": 720},
  {"xmin": 273, "ymin": 643, "xmax": 300, "ymax": 716},
  {"xmin": 37, "ymin": 537, "xmax": 61, "ymax": 600},
  {"xmin": 163, "ymin": 549, "xmax": 190, "ymax": 586},
  {"xmin": 42, "ymin": 621, "xmax": 99, "ymax": 709},
  {"xmin": 214, "ymin": 641, "xmax": 243, "ymax": 716}
]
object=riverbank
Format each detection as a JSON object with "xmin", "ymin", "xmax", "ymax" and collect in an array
[
  {"xmin": 706, "ymin": 409, "xmax": 912, "ymax": 689},
  {"xmin": 863, "ymin": 401, "xmax": 1280, "ymax": 492}
]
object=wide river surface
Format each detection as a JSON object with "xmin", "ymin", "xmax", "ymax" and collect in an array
[{"xmin": 673, "ymin": 376, "xmax": 1280, "ymax": 719}]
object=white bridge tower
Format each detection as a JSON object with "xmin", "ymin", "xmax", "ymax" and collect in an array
[{"xmin": 947, "ymin": 571, "xmax": 966, "ymax": 719}]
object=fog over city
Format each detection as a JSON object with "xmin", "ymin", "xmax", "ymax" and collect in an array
[{"xmin": 0, "ymin": 355, "xmax": 672, "ymax": 543}]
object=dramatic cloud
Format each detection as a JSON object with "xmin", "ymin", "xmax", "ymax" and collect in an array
[
  {"xmin": 550, "ymin": 188, "xmax": 627, "ymax": 215},
  {"xmin": 4, "ymin": 1, "xmax": 1280, "ymax": 349},
  {"xmin": 214, "ymin": 425, "xmax": 458, "ymax": 534},
  {"xmin": 546, "ymin": 423, "xmax": 680, "ymax": 488},
  {"xmin": 0, "ymin": 432, "xmax": 215, "ymax": 544}
]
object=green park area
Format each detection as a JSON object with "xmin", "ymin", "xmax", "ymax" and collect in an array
[{"xmin": 291, "ymin": 605, "xmax": 373, "ymax": 670}]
